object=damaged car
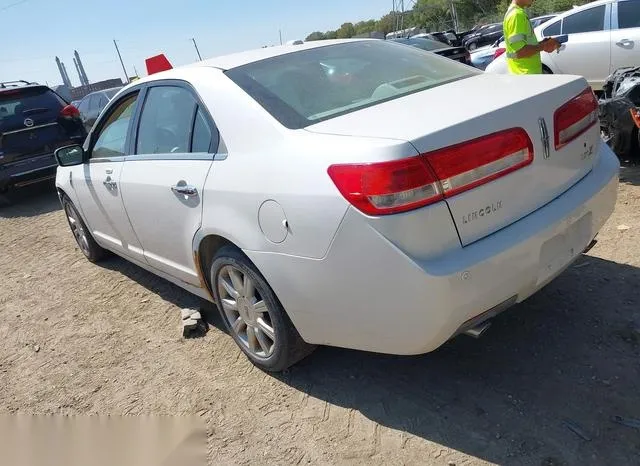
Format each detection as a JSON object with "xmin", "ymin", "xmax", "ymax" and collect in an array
[{"xmin": 599, "ymin": 66, "xmax": 640, "ymax": 159}]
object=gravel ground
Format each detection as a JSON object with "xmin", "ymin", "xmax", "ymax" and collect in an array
[{"xmin": 1, "ymin": 164, "xmax": 639, "ymax": 465}]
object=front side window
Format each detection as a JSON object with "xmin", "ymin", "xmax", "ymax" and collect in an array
[
  {"xmin": 91, "ymin": 93, "xmax": 138, "ymax": 159},
  {"xmin": 618, "ymin": 0, "xmax": 640, "ymax": 29},
  {"xmin": 226, "ymin": 40, "xmax": 478, "ymax": 129},
  {"xmin": 562, "ymin": 5, "xmax": 606, "ymax": 34},
  {"xmin": 136, "ymin": 86, "xmax": 197, "ymax": 155}
]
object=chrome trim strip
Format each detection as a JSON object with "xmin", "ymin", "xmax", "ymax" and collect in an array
[
  {"xmin": 88, "ymin": 156, "xmax": 126, "ymax": 164},
  {"xmin": 9, "ymin": 164, "xmax": 57, "ymax": 178},
  {"xmin": 1, "ymin": 122, "xmax": 58, "ymax": 136},
  {"xmin": 125, "ymin": 153, "xmax": 215, "ymax": 162}
]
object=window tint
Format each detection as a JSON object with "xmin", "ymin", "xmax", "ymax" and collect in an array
[
  {"xmin": 136, "ymin": 86, "xmax": 197, "ymax": 155},
  {"xmin": 618, "ymin": 1, "xmax": 640, "ymax": 29},
  {"xmin": 91, "ymin": 93, "xmax": 138, "ymax": 159},
  {"xmin": 191, "ymin": 108, "xmax": 212, "ymax": 152},
  {"xmin": 226, "ymin": 40, "xmax": 478, "ymax": 129},
  {"xmin": 543, "ymin": 20, "xmax": 561, "ymax": 36},
  {"xmin": 562, "ymin": 5, "xmax": 605, "ymax": 34}
]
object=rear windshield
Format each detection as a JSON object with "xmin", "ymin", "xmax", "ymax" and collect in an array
[
  {"xmin": 225, "ymin": 40, "xmax": 478, "ymax": 129},
  {"xmin": 0, "ymin": 87, "xmax": 65, "ymax": 119}
]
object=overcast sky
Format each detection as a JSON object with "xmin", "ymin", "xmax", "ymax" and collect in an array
[{"xmin": 0, "ymin": 0, "xmax": 395, "ymax": 87}]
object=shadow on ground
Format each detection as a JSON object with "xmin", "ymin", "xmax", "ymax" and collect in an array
[
  {"xmin": 0, "ymin": 182, "xmax": 61, "ymax": 218},
  {"xmin": 274, "ymin": 255, "xmax": 640, "ymax": 465},
  {"xmin": 620, "ymin": 161, "xmax": 640, "ymax": 186},
  {"xmin": 96, "ymin": 255, "xmax": 226, "ymax": 332},
  {"xmin": 96, "ymin": 246, "xmax": 640, "ymax": 464}
]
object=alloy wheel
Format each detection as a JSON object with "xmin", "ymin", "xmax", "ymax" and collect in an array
[
  {"xmin": 65, "ymin": 203, "xmax": 90, "ymax": 256},
  {"xmin": 218, "ymin": 265, "xmax": 276, "ymax": 358}
]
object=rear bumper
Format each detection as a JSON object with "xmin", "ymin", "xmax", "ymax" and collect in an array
[
  {"xmin": 247, "ymin": 142, "xmax": 620, "ymax": 355},
  {"xmin": 0, "ymin": 153, "xmax": 57, "ymax": 191}
]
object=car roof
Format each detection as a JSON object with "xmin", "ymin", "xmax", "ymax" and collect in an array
[{"xmin": 0, "ymin": 83, "xmax": 48, "ymax": 93}]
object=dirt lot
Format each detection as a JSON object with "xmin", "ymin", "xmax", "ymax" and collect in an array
[{"xmin": 1, "ymin": 164, "xmax": 639, "ymax": 466}]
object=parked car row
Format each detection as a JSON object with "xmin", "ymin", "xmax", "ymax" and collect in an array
[{"xmin": 486, "ymin": 0, "xmax": 640, "ymax": 91}]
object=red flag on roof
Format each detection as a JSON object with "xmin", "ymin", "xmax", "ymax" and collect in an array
[{"xmin": 145, "ymin": 54, "xmax": 173, "ymax": 75}]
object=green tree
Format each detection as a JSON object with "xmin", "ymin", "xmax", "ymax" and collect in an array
[
  {"xmin": 336, "ymin": 22, "xmax": 356, "ymax": 38},
  {"xmin": 376, "ymin": 12, "xmax": 397, "ymax": 34},
  {"xmin": 305, "ymin": 31, "xmax": 326, "ymax": 41}
]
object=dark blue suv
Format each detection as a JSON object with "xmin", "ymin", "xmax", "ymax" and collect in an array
[{"xmin": 0, "ymin": 81, "xmax": 86, "ymax": 205}]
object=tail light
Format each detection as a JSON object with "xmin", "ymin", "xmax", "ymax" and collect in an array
[
  {"xmin": 630, "ymin": 108, "xmax": 640, "ymax": 129},
  {"xmin": 327, "ymin": 157, "xmax": 442, "ymax": 215},
  {"xmin": 554, "ymin": 88, "xmax": 598, "ymax": 150},
  {"xmin": 494, "ymin": 48, "xmax": 506, "ymax": 59},
  {"xmin": 60, "ymin": 104, "xmax": 80, "ymax": 118},
  {"xmin": 328, "ymin": 128, "xmax": 533, "ymax": 216}
]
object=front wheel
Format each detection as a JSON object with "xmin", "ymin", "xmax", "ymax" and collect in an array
[
  {"xmin": 210, "ymin": 245, "xmax": 315, "ymax": 372},
  {"xmin": 61, "ymin": 195, "xmax": 108, "ymax": 263},
  {"xmin": 467, "ymin": 42, "xmax": 477, "ymax": 51}
]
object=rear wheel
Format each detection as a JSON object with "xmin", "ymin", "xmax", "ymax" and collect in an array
[
  {"xmin": 210, "ymin": 245, "xmax": 315, "ymax": 372},
  {"xmin": 542, "ymin": 66, "xmax": 553, "ymax": 75},
  {"xmin": 468, "ymin": 42, "xmax": 477, "ymax": 51},
  {"xmin": 61, "ymin": 195, "xmax": 108, "ymax": 263}
]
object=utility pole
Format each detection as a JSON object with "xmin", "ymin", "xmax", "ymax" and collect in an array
[
  {"xmin": 191, "ymin": 38, "xmax": 203, "ymax": 61},
  {"xmin": 113, "ymin": 40, "xmax": 129, "ymax": 84},
  {"xmin": 279, "ymin": 29, "xmax": 283, "ymax": 45}
]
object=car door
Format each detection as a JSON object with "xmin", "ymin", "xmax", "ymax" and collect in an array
[
  {"xmin": 610, "ymin": 0, "xmax": 640, "ymax": 73},
  {"xmin": 71, "ymin": 91, "xmax": 146, "ymax": 261},
  {"xmin": 545, "ymin": 3, "xmax": 611, "ymax": 88},
  {"xmin": 119, "ymin": 82, "xmax": 218, "ymax": 285}
]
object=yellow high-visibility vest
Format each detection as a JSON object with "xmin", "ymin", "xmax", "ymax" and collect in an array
[{"xmin": 503, "ymin": 4, "xmax": 542, "ymax": 74}]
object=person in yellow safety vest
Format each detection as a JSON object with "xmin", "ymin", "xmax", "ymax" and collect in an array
[{"xmin": 503, "ymin": 0, "xmax": 560, "ymax": 74}]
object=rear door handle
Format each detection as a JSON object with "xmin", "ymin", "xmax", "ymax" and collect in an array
[
  {"xmin": 616, "ymin": 39, "xmax": 633, "ymax": 47},
  {"xmin": 171, "ymin": 184, "xmax": 198, "ymax": 196}
]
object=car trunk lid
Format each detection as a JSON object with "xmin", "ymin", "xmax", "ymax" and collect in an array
[{"xmin": 308, "ymin": 73, "xmax": 599, "ymax": 246}]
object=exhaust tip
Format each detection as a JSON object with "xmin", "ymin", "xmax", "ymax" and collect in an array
[{"xmin": 464, "ymin": 321, "xmax": 492, "ymax": 339}]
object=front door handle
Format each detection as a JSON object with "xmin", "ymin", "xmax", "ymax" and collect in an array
[
  {"xmin": 103, "ymin": 176, "xmax": 117, "ymax": 189},
  {"xmin": 616, "ymin": 39, "xmax": 633, "ymax": 47},
  {"xmin": 171, "ymin": 184, "xmax": 198, "ymax": 196}
]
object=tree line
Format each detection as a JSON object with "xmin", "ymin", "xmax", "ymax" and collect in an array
[{"xmin": 305, "ymin": 0, "xmax": 594, "ymax": 41}]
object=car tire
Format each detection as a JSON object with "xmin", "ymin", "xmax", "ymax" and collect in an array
[
  {"xmin": 542, "ymin": 66, "xmax": 553, "ymax": 75},
  {"xmin": 468, "ymin": 42, "xmax": 477, "ymax": 51},
  {"xmin": 61, "ymin": 195, "xmax": 108, "ymax": 263},
  {"xmin": 210, "ymin": 245, "xmax": 316, "ymax": 372}
]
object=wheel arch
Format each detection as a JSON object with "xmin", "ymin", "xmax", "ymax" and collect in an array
[{"xmin": 192, "ymin": 230, "xmax": 238, "ymax": 301}]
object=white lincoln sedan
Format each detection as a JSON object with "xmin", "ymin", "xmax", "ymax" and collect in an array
[{"xmin": 54, "ymin": 39, "xmax": 619, "ymax": 371}]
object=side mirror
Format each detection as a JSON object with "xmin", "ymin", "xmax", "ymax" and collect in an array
[{"xmin": 55, "ymin": 144, "xmax": 85, "ymax": 167}]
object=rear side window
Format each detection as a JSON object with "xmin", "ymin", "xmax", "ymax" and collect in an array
[
  {"xmin": 618, "ymin": 0, "xmax": 640, "ymax": 29},
  {"xmin": 0, "ymin": 87, "xmax": 65, "ymax": 120},
  {"xmin": 562, "ymin": 5, "xmax": 606, "ymax": 34},
  {"xmin": 136, "ymin": 86, "xmax": 197, "ymax": 155},
  {"xmin": 226, "ymin": 40, "xmax": 478, "ymax": 129},
  {"xmin": 542, "ymin": 21, "xmax": 561, "ymax": 36}
]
